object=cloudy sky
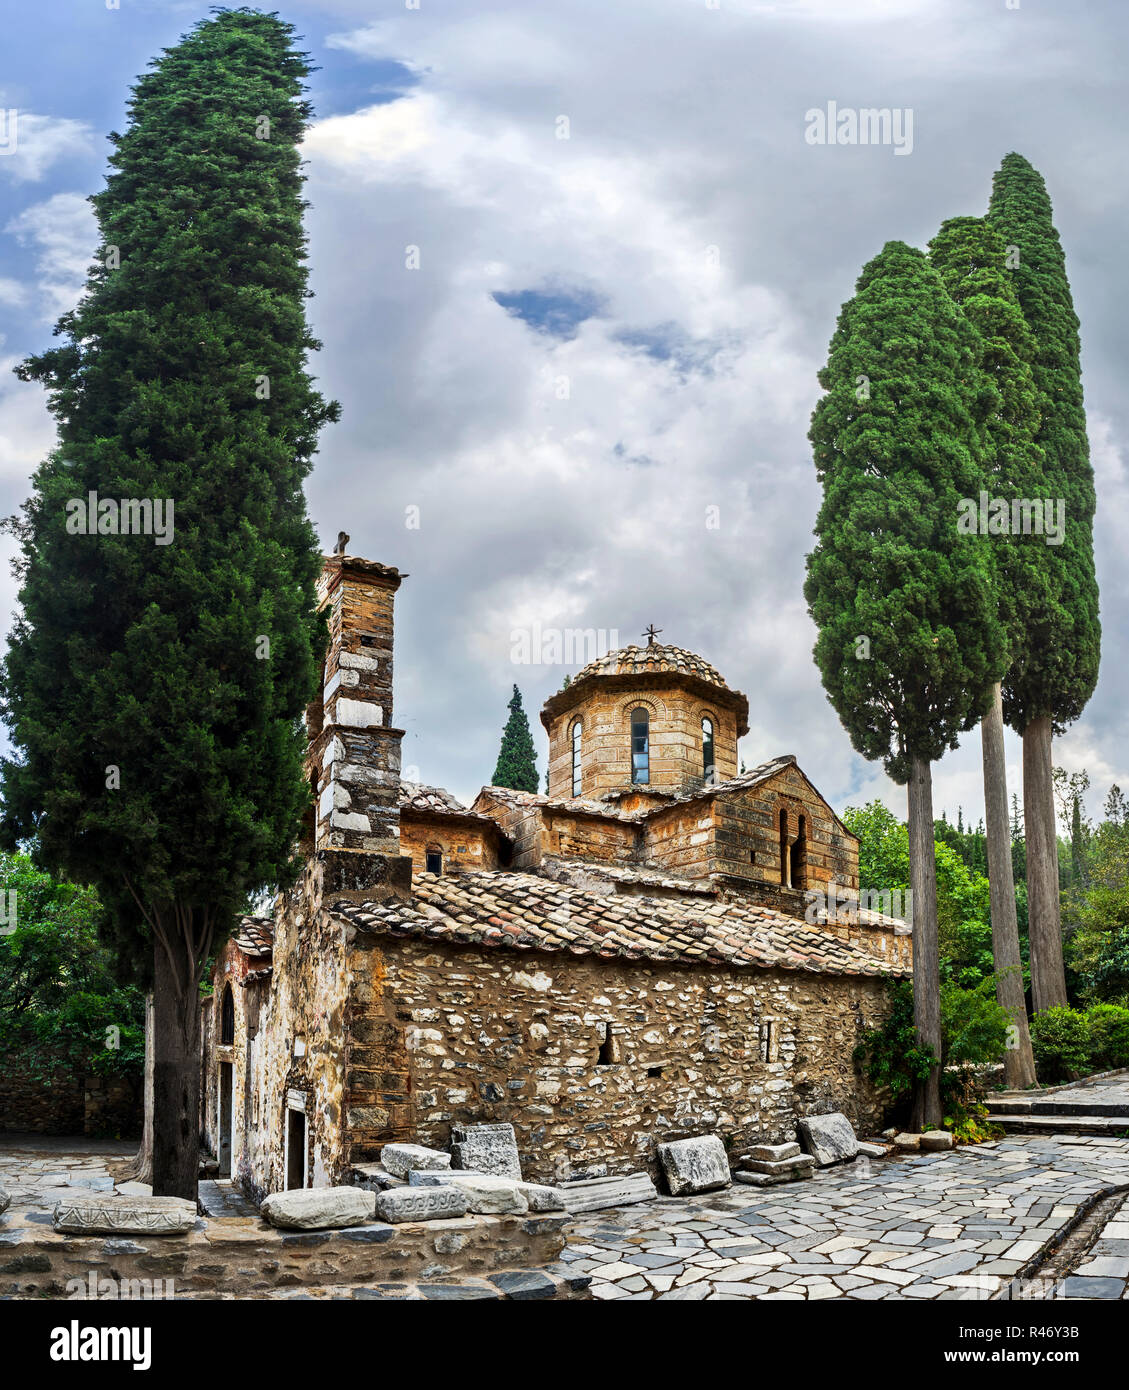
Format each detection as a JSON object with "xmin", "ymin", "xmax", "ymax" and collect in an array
[{"xmin": 1, "ymin": 0, "xmax": 1126, "ymax": 829}]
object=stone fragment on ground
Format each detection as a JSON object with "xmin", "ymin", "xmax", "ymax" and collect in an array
[
  {"xmin": 798, "ymin": 1112, "xmax": 859, "ymax": 1165},
  {"xmin": 0, "ymin": 1187, "xmax": 8, "ymax": 1215},
  {"xmin": 352, "ymin": 1162, "xmax": 407, "ymax": 1191},
  {"xmin": 261, "ymin": 1186, "xmax": 376, "ymax": 1231},
  {"xmin": 920, "ymin": 1131, "xmax": 954, "ymax": 1152},
  {"xmin": 451, "ymin": 1122, "xmax": 522, "ymax": 1180},
  {"xmin": 410, "ymin": 1170, "xmax": 564, "ymax": 1214},
  {"xmin": 750, "ymin": 1142, "xmax": 800, "ymax": 1162},
  {"xmin": 380, "ymin": 1143, "xmax": 451, "ymax": 1178},
  {"xmin": 657, "ymin": 1135, "xmax": 731, "ymax": 1195},
  {"xmin": 744, "ymin": 1154, "xmax": 816, "ymax": 1176},
  {"xmin": 53, "ymin": 1193, "xmax": 197, "ymax": 1236},
  {"xmin": 893, "ymin": 1133, "xmax": 921, "ymax": 1151},
  {"xmin": 856, "ymin": 1142, "xmax": 889, "ymax": 1159},
  {"xmin": 373, "ymin": 1185, "xmax": 468, "ymax": 1223},
  {"xmin": 558, "ymin": 1172, "xmax": 658, "ymax": 1213}
]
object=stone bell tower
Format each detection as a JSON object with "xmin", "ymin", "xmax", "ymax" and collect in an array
[{"xmin": 302, "ymin": 553, "xmax": 411, "ymax": 897}]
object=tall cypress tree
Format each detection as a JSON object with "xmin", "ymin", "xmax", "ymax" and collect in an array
[
  {"xmin": 0, "ymin": 12, "xmax": 337, "ymax": 1196},
  {"xmin": 987, "ymin": 154, "xmax": 1101, "ymax": 1011},
  {"xmin": 928, "ymin": 214, "xmax": 1039, "ymax": 1088},
  {"xmin": 492, "ymin": 685, "xmax": 540, "ymax": 793},
  {"xmin": 805, "ymin": 241, "xmax": 1005, "ymax": 1128}
]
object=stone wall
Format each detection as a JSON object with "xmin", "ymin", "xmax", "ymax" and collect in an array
[
  {"xmin": 0, "ymin": 1052, "xmax": 140, "ymax": 1137},
  {"xmin": 400, "ymin": 814, "xmax": 502, "ymax": 877},
  {"xmin": 345, "ymin": 932, "xmax": 893, "ymax": 1184},
  {"xmin": 0, "ymin": 1054, "xmax": 84, "ymax": 1134}
]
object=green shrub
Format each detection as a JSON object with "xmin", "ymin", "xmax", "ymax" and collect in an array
[
  {"xmin": 1085, "ymin": 1003, "xmax": 1129, "ymax": 1070},
  {"xmin": 1031, "ymin": 1006, "xmax": 1091, "ymax": 1083},
  {"xmin": 853, "ymin": 980, "xmax": 937, "ymax": 1102}
]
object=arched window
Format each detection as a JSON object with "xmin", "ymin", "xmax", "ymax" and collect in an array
[
  {"xmin": 220, "ymin": 985, "xmax": 235, "ymax": 1047},
  {"xmin": 702, "ymin": 717, "xmax": 715, "ymax": 783},
  {"xmin": 630, "ymin": 707, "xmax": 650, "ymax": 784},
  {"xmin": 779, "ymin": 808, "xmax": 789, "ymax": 888},
  {"xmin": 571, "ymin": 718, "xmax": 583, "ymax": 797},
  {"xmin": 791, "ymin": 814, "xmax": 806, "ymax": 891}
]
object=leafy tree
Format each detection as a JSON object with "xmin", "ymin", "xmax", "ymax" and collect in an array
[
  {"xmin": 806, "ymin": 242, "xmax": 1005, "ymax": 1127},
  {"xmin": 0, "ymin": 12, "xmax": 336, "ymax": 1196},
  {"xmin": 0, "ymin": 851, "xmax": 144, "ymax": 1082},
  {"xmin": 492, "ymin": 685, "xmax": 539, "ymax": 792},
  {"xmin": 987, "ymin": 154, "xmax": 1101, "ymax": 1012}
]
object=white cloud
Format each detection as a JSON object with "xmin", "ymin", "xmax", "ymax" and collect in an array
[
  {"xmin": 5, "ymin": 192, "xmax": 95, "ymax": 318},
  {"xmin": 0, "ymin": 112, "xmax": 95, "ymax": 184}
]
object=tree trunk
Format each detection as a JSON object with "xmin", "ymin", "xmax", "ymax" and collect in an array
[
  {"xmin": 123, "ymin": 992, "xmax": 154, "ymax": 1184},
  {"xmin": 981, "ymin": 685, "xmax": 1036, "ymax": 1089},
  {"xmin": 152, "ymin": 936, "xmax": 201, "ymax": 1200},
  {"xmin": 907, "ymin": 755, "xmax": 942, "ymax": 1130},
  {"xmin": 1023, "ymin": 714, "xmax": 1068, "ymax": 1012}
]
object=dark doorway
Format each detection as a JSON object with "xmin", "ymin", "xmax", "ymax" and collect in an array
[
  {"xmin": 218, "ymin": 1062, "xmax": 233, "ymax": 1178},
  {"xmin": 287, "ymin": 1108, "xmax": 307, "ymax": 1190}
]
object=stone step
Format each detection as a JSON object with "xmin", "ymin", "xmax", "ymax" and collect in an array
[
  {"xmin": 559, "ymin": 1173, "xmax": 658, "ymax": 1213},
  {"xmin": 987, "ymin": 1113, "xmax": 1129, "ymax": 1136},
  {"xmin": 733, "ymin": 1168, "xmax": 813, "ymax": 1187},
  {"xmin": 742, "ymin": 1154, "xmax": 817, "ymax": 1176},
  {"xmin": 988, "ymin": 1099, "xmax": 1129, "ymax": 1118}
]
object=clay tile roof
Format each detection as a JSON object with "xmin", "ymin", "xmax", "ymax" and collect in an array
[
  {"xmin": 476, "ymin": 785, "xmax": 646, "ymax": 823},
  {"xmin": 573, "ymin": 642, "xmax": 729, "ymax": 689},
  {"xmin": 332, "ymin": 871, "xmax": 910, "ymax": 980},
  {"xmin": 399, "ymin": 781, "xmax": 469, "ymax": 813},
  {"xmin": 232, "ymin": 916, "xmax": 274, "ymax": 958}
]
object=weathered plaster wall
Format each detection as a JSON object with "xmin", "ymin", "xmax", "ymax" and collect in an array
[
  {"xmin": 400, "ymin": 816, "xmax": 501, "ymax": 877},
  {"xmin": 345, "ymin": 932, "xmax": 893, "ymax": 1184}
]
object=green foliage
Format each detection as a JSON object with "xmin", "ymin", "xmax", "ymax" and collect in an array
[
  {"xmin": 0, "ymin": 851, "xmax": 143, "ymax": 1079},
  {"xmin": 804, "ymin": 240, "xmax": 1005, "ymax": 784},
  {"xmin": 855, "ymin": 977, "xmax": 1010, "ymax": 1127},
  {"xmin": 1030, "ymin": 1006, "xmax": 1091, "ymax": 1082},
  {"xmin": 1084, "ymin": 1003, "xmax": 1129, "ymax": 1070},
  {"xmin": 0, "ymin": 11, "xmax": 336, "ymax": 967},
  {"xmin": 842, "ymin": 801, "xmax": 1016, "ymax": 990},
  {"xmin": 853, "ymin": 981, "xmax": 937, "ymax": 1102},
  {"xmin": 492, "ymin": 685, "xmax": 539, "ymax": 793},
  {"xmin": 987, "ymin": 154, "xmax": 1100, "ymax": 733}
]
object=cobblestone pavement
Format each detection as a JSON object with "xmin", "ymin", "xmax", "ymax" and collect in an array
[
  {"xmin": 996, "ymin": 1070, "xmax": 1129, "ymax": 1110},
  {"xmin": 0, "ymin": 1134, "xmax": 132, "ymax": 1212},
  {"xmin": 563, "ymin": 1136, "xmax": 1129, "ymax": 1301}
]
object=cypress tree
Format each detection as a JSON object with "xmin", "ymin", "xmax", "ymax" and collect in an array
[
  {"xmin": 805, "ymin": 241, "xmax": 1005, "ymax": 1128},
  {"xmin": 929, "ymin": 214, "xmax": 1040, "ymax": 1088},
  {"xmin": 0, "ymin": 12, "xmax": 337, "ymax": 1196},
  {"xmin": 987, "ymin": 153, "xmax": 1101, "ymax": 1011},
  {"xmin": 492, "ymin": 685, "xmax": 539, "ymax": 792}
]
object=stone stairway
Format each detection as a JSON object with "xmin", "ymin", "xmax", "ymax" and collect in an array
[{"xmin": 986, "ymin": 1069, "xmax": 1129, "ymax": 1136}]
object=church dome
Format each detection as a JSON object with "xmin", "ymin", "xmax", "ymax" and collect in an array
[{"xmin": 572, "ymin": 643, "xmax": 731, "ymax": 691}]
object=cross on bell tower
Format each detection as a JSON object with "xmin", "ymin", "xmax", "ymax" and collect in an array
[{"xmin": 643, "ymin": 624, "xmax": 663, "ymax": 647}]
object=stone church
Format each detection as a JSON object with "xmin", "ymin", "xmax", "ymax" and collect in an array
[{"xmin": 201, "ymin": 553, "xmax": 911, "ymax": 1198}]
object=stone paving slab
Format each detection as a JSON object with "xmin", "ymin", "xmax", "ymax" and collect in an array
[{"xmin": 566, "ymin": 1137, "xmax": 1129, "ymax": 1301}]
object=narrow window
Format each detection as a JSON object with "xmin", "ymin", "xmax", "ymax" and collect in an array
[
  {"xmin": 425, "ymin": 845, "xmax": 443, "ymax": 876},
  {"xmin": 630, "ymin": 707, "xmax": 650, "ymax": 784},
  {"xmin": 779, "ymin": 808, "xmax": 789, "ymax": 888},
  {"xmin": 571, "ymin": 718, "xmax": 583, "ymax": 797},
  {"xmin": 597, "ymin": 1022, "xmax": 620, "ymax": 1066},
  {"xmin": 791, "ymin": 814, "xmax": 806, "ymax": 891},
  {"xmin": 702, "ymin": 716, "xmax": 715, "ymax": 783},
  {"xmin": 220, "ymin": 984, "xmax": 235, "ymax": 1046}
]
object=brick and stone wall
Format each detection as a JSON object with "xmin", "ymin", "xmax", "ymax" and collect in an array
[
  {"xmin": 545, "ymin": 682, "xmax": 742, "ymax": 800},
  {"xmin": 0, "ymin": 1051, "xmax": 140, "ymax": 1137},
  {"xmin": 400, "ymin": 813, "xmax": 503, "ymax": 877},
  {"xmin": 344, "ymin": 932, "xmax": 893, "ymax": 1184}
]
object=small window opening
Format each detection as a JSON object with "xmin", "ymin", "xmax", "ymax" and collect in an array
[
  {"xmin": 702, "ymin": 716, "xmax": 715, "ymax": 783},
  {"xmin": 597, "ymin": 1022, "xmax": 619, "ymax": 1066},
  {"xmin": 220, "ymin": 985, "xmax": 235, "ymax": 1047},
  {"xmin": 425, "ymin": 847, "xmax": 443, "ymax": 876},
  {"xmin": 571, "ymin": 718, "xmax": 583, "ymax": 798},
  {"xmin": 647, "ymin": 1065, "xmax": 664, "ymax": 1078}
]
